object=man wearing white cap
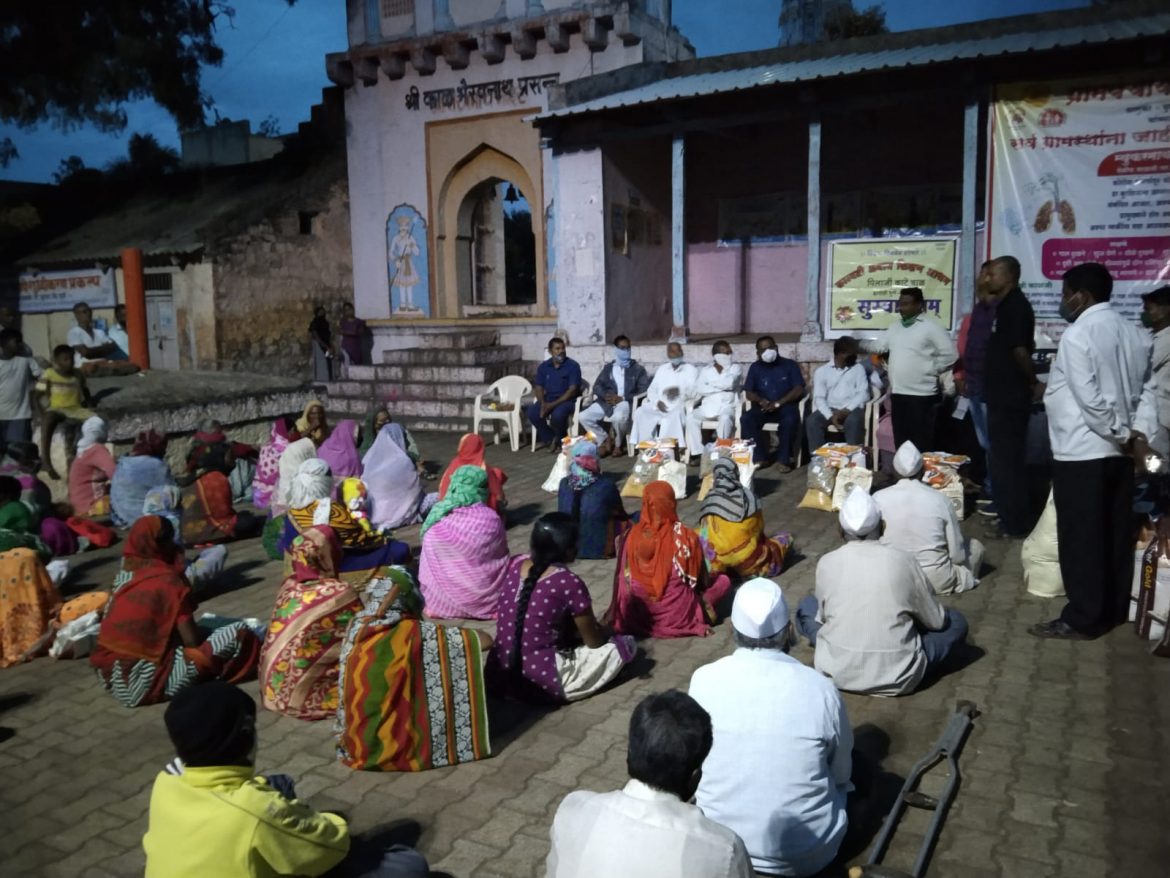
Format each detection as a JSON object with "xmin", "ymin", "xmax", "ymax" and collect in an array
[
  {"xmin": 689, "ymin": 578, "xmax": 852, "ymax": 877},
  {"xmin": 796, "ymin": 489, "xmax": 968, "ymax": 696},
  {"xmin": 875, "ymin": 441, "xmax": 984, "ymax": 595}
]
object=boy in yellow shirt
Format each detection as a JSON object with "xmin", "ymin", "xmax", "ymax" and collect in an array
[
  {"xmin": 36, "ymin": 344, "xmax": 95, "ymax": 480},
  {"xmin": 144, "ymin": 683, "xmax": 429, "ymax": 878}
]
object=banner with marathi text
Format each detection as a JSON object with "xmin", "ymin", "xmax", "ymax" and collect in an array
[
  {"xmin": 825, "ymin": 237, "xmax": 957, "ymax": 335},
  {"xmin": 18, "ymin": 268, "xmax": 117, "ymax": 314},
  {"xmin": 988, "ymin": 76, "xmax": 1170, "ymax": 334}
]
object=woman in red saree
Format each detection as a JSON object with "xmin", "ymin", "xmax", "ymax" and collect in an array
[
  {"xmin": 607, "ymin": 481, "xmax": 732, "ymax": 639},
  {"xmin": 180, "ymin": 470, "xmax": 260, "ymax": 546},
  {"xmin": 438, "ymin": 433, "xmax": 507, "ymax": 513},
  {"xmin": 91, "ymin": 516, "xmax": 260, "ymax": 707}
]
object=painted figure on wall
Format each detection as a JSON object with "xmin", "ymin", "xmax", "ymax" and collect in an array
[{"xmin": 387, "ymin": 205, "xmax": 429, "ymax": 317}]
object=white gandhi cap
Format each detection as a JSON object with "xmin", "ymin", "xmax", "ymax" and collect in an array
[
  {"xmin": 730, "ymin": 577, "xmax": 790, "ymax": 639},
  {"xmin": 839, "ymin": 486, "xmax": 882, "ymax": 537},
  {"xmin": 893, "ymin": 441, "xmax": 924, "ymax": 478}
]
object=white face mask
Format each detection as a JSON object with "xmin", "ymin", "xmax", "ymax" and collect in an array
[
  {"xmin": 713, "ymin": 353, "xmax": 732, "ymax": 368},
  {"xmin": 761, "ymin": 348, "xmax": 778, "ymax": 364}
]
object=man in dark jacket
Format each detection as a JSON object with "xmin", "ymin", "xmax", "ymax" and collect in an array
[{"xmin": 580, "ymin": 335, "xmax": 650, "ymax": 457}]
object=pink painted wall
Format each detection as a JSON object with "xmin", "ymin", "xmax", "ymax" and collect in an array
[{"xmin": 687, "ymin": 241, "xmax": 810, "ymax": 335}]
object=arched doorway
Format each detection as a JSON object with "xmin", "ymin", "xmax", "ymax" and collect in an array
[{"xmin": 456, "ymin": 179, "xmax": 537, "ymax": 308}]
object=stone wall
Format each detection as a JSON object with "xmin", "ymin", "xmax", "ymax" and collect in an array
[{"xmin": 211, "ymin": 153, "xmax": 354, "ymax": 378}]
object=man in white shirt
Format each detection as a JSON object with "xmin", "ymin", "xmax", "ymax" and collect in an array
[
  {"xmin": 630, "ymin": 342, "xmax": 698, "ymax": 448},
  {"xmin": 876, "ymin": 442, "xmax": 983, "ymax": 595},
  {"xmin": 685, "ymin": 340, "xmax": 742, "ymax": 456},
  {"xmin": 67, "ymin": 301, "xmax": 139, "ymax": 376},
  {"xmin": 806, "ymin": 336, "xmax": 871, "ymax": 451},
  {"xmin": 689, "ymin": 578, "xmax": 852, "ymax": 877},
  {"xmin": 0, "ymin": 328, "xmax": 43, "ymax": 445},
  {"xmin": 797, "ymin": 489, "xmax": 969, "ymax": 696},
  {"xmin": 579, "ymin": 334, "xmax": 651, "ymax": 457},
  {"xmin": 1033, "ymin": 262, "xmax": 1158, "ymax": 640},
  {"xmin": 107, "ymin": 304, "xmax": 131, "ymax": 358},
  {"xmin": 865, "ymin": 287, "xmax": 958, "ymax": 453},
  {"xmin": 547, "ymin": 689, "xmax": 752, "ymax": 878}
]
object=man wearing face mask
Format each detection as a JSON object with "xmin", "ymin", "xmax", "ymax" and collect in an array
[
  {"xmin": 527, "ymin": 337, "xmax": 583, "ymax": 453},
  {"xmin": 982, "ymin": 256, "xmax": 1039, "ymax": 537},
  {"xmin": 580, "ymin": 335, "xmax": 650, "ymax": 457},
  {"xmin": 741, "ymin": 337, "xmax": 805, "ymax": 472},
  {"xmin": 1032, "ymin": 262, "xmax": 1158, "ymax": 640},
  {"xmin": 865, "ymin": 288, "xmax": 958, "ymax": 455},
  {"xmin": 685, "ymin": 341, "xmax": 743, "ymax": 456},
  {"xmin": 805, "ymin": 336, "xmax": 870, "ymax": 452},
  {"xmin": 630, "ymin": 342, "xmax": 698, "ymax": 449}
]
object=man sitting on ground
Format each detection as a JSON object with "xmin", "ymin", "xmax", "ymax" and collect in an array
[
  {"xmin": 630, "ymin": 342, "xmax": 697, "ymax": 449},
  {"xmin": 526, "ymin": 336, "xmax": 583, "ymax": 454},
  {"xmin": 797, "ymin": 490, "xmax": 969, "ymax": 696},
  {"xmin": 685, "ymin": 340, "xmax": 743, "ymax": 459},
  {"xmin": 689, "ymin": 578, "xmax": 853, "ymax": 877},
  {"xmin": 876, "ymin": 441, "xmax": 984, "ymax": 595},
  {"xmin": 144, "ymin": 682, "xmax": 428, "ymax": 878},
  {"xmin": 547, "ymin": 689, "xmax": 752, "ymax": 878},
  {"xmin": 579, "ymin": 334, "xmax": 650, "ymax": 457},
  {"xmin": 67, "ymin": 301, "xmax": 139, "ymax": 376},
  {"xmin": 806, "ymin": 336, "xmax": 870, "ymax": 451}
]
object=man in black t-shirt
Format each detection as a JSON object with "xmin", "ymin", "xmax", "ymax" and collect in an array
[{"xmin": 983, "ymin": 255, "xmax": 1041, "ymax": 537}]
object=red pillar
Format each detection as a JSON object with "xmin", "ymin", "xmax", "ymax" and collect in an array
[{"xmin": 120, "ymin": 248, "xmax": 150, "ymax": 369}]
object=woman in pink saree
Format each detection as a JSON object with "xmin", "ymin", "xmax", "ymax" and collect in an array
[
  {"xmin": 316, "ymin": 419, "xmax": 363, "ymax": 482},
  {"xmin": 417, "ymin": 466, "xmax": 509, "ymax": 620},
  {"xmin": 361, "ymin": 424, "xmax": 432, "ymax": 530},
  {"xmin": 607, "ymin": 481, "xmax": 732, "ymax": 639},
  {"xmin": 252, "ymin": 416, "xmax": 292, "ymax": 510}
]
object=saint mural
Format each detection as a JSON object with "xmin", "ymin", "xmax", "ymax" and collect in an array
[{"xmin": 387, "ymin": 206, "xmax": 429, "ymax": 317}]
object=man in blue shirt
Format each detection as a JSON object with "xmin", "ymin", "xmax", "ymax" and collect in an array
[
  {"xmin": 526, "ymin": 337, "xmax": 583, "ymax": 453},
  {"xmin": 741, "ymin": 336, "xmax": 806, "ymax": 471}
]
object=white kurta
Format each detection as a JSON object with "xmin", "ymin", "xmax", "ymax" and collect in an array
[
  {"xmin": 547, "ymin": 779, "xmax": 753, "ymax": 878},
  {"xmin": 631, "ymin": 362, "xmax": 698, "ymax": 446},
  {"xmin": 689, "ymin": 649, "xmax": 852, "ymax": 877},
  {"xmin": 813, "ymin": 540, "xmax": 947, "ymax": 696},
  {"xmin": 685, "ymin": 363, "xmax": 742, "ymax": 450},
  {"xmin": 875, "ymin": 479, "xmax": 982, "ymax": 595}
]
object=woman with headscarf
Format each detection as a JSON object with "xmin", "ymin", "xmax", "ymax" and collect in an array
[
  {"xmin": 277, "ymin": 458, "xmax": 410, "ymax": 586},
  {"xmin": 417, "ymin": 466, "xmax": 510, "ymax": 620},
  {"xmin": 360, "ymin": 406, "xmax": 427, "ymax": 477},
  {"xmin": 185, "ymin": 419, "xmax": 258, "ymax": 504},
  {"xmin": 68, "ymin": 416, "xmax": 115, "ymax": 518},
  {"xmin": 271, "ymin": 437, "xmax": 316, "ymax": 518},
  {"xmin": 252, "ymin": 416, "xmax": 294, "ymax": 510},
  {"xmin": 180, "ymin": 470, "xmax": 260, "ymax": 547},
  {"xmin": 259, "ymin": 526, "xmax": 362, "ymax": 720},
  {"xmin": 0, "ymin": 546, "xmax": 61, "ymax": 668},
  {"xmin": 308, "ymin": 307, "xmax": 335, "ymax": 383},
  {"xmin": 316, "ymin": 419, "xmax": 362, "ymax": 482},
  {"xmin": 361, "ymin": 424, "xmax": 434, "ymax": 530},
  {"xmin": 699, "ymin": 457, "xmax": 792, "ymax": 578},
  {"xmin": 607, "ymin": 481, "xmax": 733, "ymax": 639},
  {"xmin": 91, "ymin": 515, "xmax": 260, "ymax": 707},
  {"xmin": 336, "ymin": 567, "xmax": 493, "ymax": 771},
  {"xmin": 438, "ymin": 433, "xmax": 506, "ymax": 513},
  {"xmin": 556, "ymin": 438, "xmax": 630, "ymax": 560},
  {"xmin": 295, "ymin": 399, "xmax": 331, "ymax": 447},
  {"xmin": 110, "ymin": 429, "xmax": 175, "ymax": 528}
]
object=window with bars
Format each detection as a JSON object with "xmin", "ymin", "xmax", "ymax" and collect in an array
[
  {"xmin": 143, "ymin": 272, "xmax": 174, "ymax": 291},
  {"xmin": 380, "ymin": 0, "xmax": 412, "ymax": 17}
]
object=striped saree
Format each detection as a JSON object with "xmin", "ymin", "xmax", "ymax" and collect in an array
[{"xmin": 335, "ymin": 568, "xmax": 490, "ymax": 771}]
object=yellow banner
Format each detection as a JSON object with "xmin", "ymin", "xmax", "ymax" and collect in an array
[{"xmin": 826, "ymin": 238, "xmax": 956, "ymax": 333}]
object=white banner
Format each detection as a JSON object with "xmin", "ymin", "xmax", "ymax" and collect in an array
[
  {"xmin": 18, "ymin": 268, "xmax": 117, "ymax": 314},
  {"xmin": 988, "ymin": 76, "xmax": 1170, "ymax": 336}
]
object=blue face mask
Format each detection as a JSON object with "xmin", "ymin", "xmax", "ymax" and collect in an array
[
  {"xmin": 552, "ymin": 352, "xmax": 565, "ymax": 364},
  {"xmin": 614, "ymin": 347, "xmax": 632, "ymax": 365},
  {"xmin": 669, "ymin": 355, "xmax": 685, "ymax": 366}
]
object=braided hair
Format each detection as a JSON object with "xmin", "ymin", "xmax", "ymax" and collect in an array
[{"xmin": 508, "ymin": 512, "xmax": 579, "ymax": 673}]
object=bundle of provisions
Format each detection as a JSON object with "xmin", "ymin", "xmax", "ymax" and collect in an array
[
  {"xmin": 922, "ymin": 452, "xmax": 970, "ymax": 520},
  {"xmin": 623, "ymin": 439, "xmax": 686, "ymax": 499}
]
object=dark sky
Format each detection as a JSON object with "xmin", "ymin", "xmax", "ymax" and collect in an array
[{"xmin": 0, "ymin": 0, "xmax": 1090, "ymax": 183}]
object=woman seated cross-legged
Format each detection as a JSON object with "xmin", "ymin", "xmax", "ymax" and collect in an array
[
  {"xmin": 698, "ymin": 457, "xmax": 793, "ymax": 579},
  {"xmin": 486, "ymin": 512, "xmax": 637, "ymax": 706},
  {"xmin": 417, "ymin": 465, "xmax": 510, "ymax": 620},
  {"xmin": 608, "ymin": 480, "xmax": 733, "ymax": 639},
  {"xmin": 556, "ymin": 438, "xmax": 632, "ymax": 560}
]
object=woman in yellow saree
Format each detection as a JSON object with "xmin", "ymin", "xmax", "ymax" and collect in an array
[{"xmin": 698, "ymin": 458, "xmax": 793, "ymax": 578}]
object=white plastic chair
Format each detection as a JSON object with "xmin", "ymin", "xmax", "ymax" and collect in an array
[
  {"xmin": 472, "ymin": 376, "xmax": 532, "ymax": 452},
  {"xmin": 571, "ymin": 388, "xmax": 647, "ymax": 444},
  {"xmin": 684, "ymin": 392, "xmax": 745, "ymax": 464},
  {"xmin": 531, "ymin": 381, "xmax": 590, "ymax": 452}
]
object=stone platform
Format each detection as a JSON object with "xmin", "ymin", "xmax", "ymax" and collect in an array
[{"xmin": 3, "ymin": 433, "xmax": 1169, "ymax": 877}]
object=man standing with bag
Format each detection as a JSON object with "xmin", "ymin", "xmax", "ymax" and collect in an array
[{"xmin": 1031, "ymin": 262, "xmax": 1158, "ymax": 640}]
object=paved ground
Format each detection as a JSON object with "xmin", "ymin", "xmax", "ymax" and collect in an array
[{"xmin": 2, "ymin": 432, "xmax": 1169, "ymax": 878}]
